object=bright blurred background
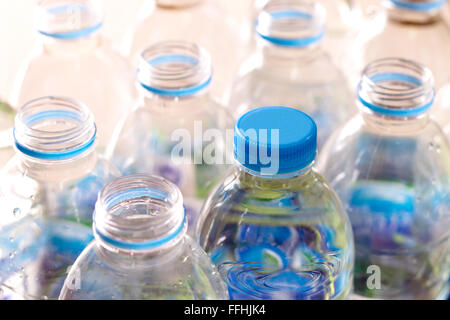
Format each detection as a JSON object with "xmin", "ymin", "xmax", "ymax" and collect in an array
[
  {"xmin": 0, "ymin": 0, "xmax": 405, "ymax": 106},
  {"xmin": 0, "ymin": 0, "xmax": 143, "ymax": 104}
]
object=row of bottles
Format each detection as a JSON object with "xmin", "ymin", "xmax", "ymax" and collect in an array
[{"xmin": 0, "ymin": 0, "xmax": 449, "ymax": 300}]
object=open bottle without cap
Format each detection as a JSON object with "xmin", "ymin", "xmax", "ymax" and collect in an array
[
  {"xmin": 317, "ymin": 58, "xmax": 450, "ymax": 300},
  {"xmin": 107, "ymin": 41, "xmax": 234, "ymax": 234},
  {"xmin": 197, "ymin": 106, "xmax": 354, "ymax": 300},
  {"xmin": 12, "ymin": 0, "xmax": 138, "ymax": 150},
  {"xmin": 0, "ymin": 96, "xmax": 119, "ymax": 300},
  {"xmin": 252, "ymin": 0, "xmax": 366, "ymax": 86},
  {"xmin": 362, "ymin": 0, "xmax": 450, "ymax": 90},
  {"xmin": 229, "ymin": 0, "xmax": 353, "ymax": 151},
  {"xmin": 59, "ymin": 174, "xmax": 228, "ymax": 300},
  {"xmin": 125, "ymin": 0, "xmax": 248, "ymax": 102}
]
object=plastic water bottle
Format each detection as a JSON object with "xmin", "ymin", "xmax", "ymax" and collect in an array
[
  {"xmin": 0, "ymin": 100, "xmax": 15, "ymax": 168},
  {"xmin": 362, "ymin": 0, "xmax": 450, "ymax": 90},
  {"xmin": 12, "ymin": 0, "xmax": 138, "ymax": 150},
  {"xmin": 59, "ymin": 174, "xmax": 228, "ymax": 300},
  {"xmin": 0, "ymin": 96, "xmax": 119, "ymax": 300},
  {"xmin": 197, "ymin": 106, "xmax": 354, "ymax": 300},
  {"xmin": 252, "ymin": 0, "xmax": 365, "ymax": 85},
  {"xmin": 125, "ymin": 0, "xmax": 247, "ymax": 101},
  {"xmin": 107, "ymin": 41, "xmax": 233, "ymax": 232},
  {"xmin": 317, "ymin": 58, "xmax": 450, "ymax": 300},
  {"xmin": 229, "ymin": 0, "xmax": 353, "ymax": 150}
]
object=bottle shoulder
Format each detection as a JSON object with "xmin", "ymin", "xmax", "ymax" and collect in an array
[
  {"xmin": 0, "ymin": 154, "xmax": 119, "ymax": 225},
  {"xmin": 60, "ymin": 237, "xmax": 227, "ymax": 300},
  {"xmin": 317, "ymin": 115, "xmax": 450, "ymax": 187},
  {"xmin": 200, "ymin": 167, "xmax": 348, "ymax": 223}
]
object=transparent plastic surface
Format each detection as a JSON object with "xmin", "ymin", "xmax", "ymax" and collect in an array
[
  {"xmin": 12, "ymin": 0, "xmax": 138, "ymax": 149},
  {"xmin": 252, "ymin": 0, "xmax": 366, "ymax": 85},
  {"xmin": 317, "ymin": 58, "xmax": 450, "ymax": 300},
  {"xmin": 108, "ymin": 42, "xmax": 234, "ymax": 230},
  {"xmin": 0, "ymin": 97, "xmax": 119, "ymax": 300},
  {"xmin": 197, "ymin": 166, "xmax": 354, "ymax": 300},
  {"xmin": 59, "ymin": 175, "xmax": 228, "ymax": 300},
  {"xmin": 319, "ymin": 0, "xmax": 365, "ymax": 84},
  {"xmin": 125, "ymin": 0, "xmax": 247, "ymax": 101},
  {"xmin": 108, "ymin": 96, "xmax": 232, "ymax": 198},
  {"xmin": 253, "ymin": 0, "xmax": 362, "ymax": 34},
  {"xmin": 0, "ymin": 100, "xmax": 15, "ymax": 168},
  {"xmin": 435, "ymin": 83, "xmax": 450, "ymax": 139},
  {"xmin": 229, "ymin": 1, "xmax": 353, "ymax": 149},
  {"xmin": 362, "ymin": 0, "xmax": 450, "ymax": 89}
]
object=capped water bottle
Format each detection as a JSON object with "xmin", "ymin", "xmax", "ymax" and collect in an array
[
  {"xmin": 229, "ymin": 0, "xmax": 353, "ymax": 150},
  {"xmin": 362, "ymin": 0, "xmax": 450, "ymax": 89},
  {"xmin": 197, "ymin": 106, "xmax": 354, "ymax": 300},
  {"xmin": 59, "ymin": 174, "xmax": 228, "ymax": 300},
  {"xmin": 0, "ymin": 96, "xmax": 119, "ymax": 300},
  {"xmin": 12, "ymin": 0, "xmax": 138, "ymax": 149},
  {"xmin": 0, "ymin": 100, "xmax": 15, "ymax": 167},
  {"xmin": 125, "ymin": 0, "xmax": 247, "ymax": 101},
  {"xmin": 317, "ymin": 58, "xmax": 450, "ymax": 300},
  {"xmin": 107, "ymin": 41, "xmax": 233, "ymax": 231}
]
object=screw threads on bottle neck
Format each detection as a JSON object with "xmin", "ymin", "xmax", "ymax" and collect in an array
[
  {"xmin": 256, "ymin": 0, "xmax": 326, "ymax": 48},
  {"xmin": 14, "ymin": 96, "xmax": 97, "ymax": 162},
  {"xmin": 94, "ymin": 175, "xmax": 186, "ymax": 254},
  {"xmin": 138, "ymin": 41, "xmax": 212, "ymax": 98},
  {"xmin": 35, "ymin": 0, "xmax": 103, "ymax": 40},
  {"xmin": 358, "ymin": 58, "xmax": 435, "ymax": 119}
]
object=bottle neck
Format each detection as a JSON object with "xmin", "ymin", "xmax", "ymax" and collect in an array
[
  {"xmin": 138, "ymin": 41, "xmax": 213, "ymax": 108},
  {"xmin": 386, "ymin": 0, "xmax": 446, "ymax": 24},
  {"xmin": 93, "ymin": 175, "xmax": 187, "ymax": 260},
  {"xmin": 255, "ymin": 0, "xmax": 326, "ymax": 69},
  {"xmin": 13, "ymin": 96, "xmax": 98, "ymax": 182},
  {"xmin": 94, "ymin": 233, "xmax": 186, "ymax": 270},
  {"xmin": 360, "ymin": 108, "xmax": 431, "ymax": 134},
  {"xmin": 237, "ymin": 161, "xmax": 315, "ymax": 187},
  {"xmin": 357, "ymin": 58, "xmax": 435, "ymax": 130},
  {"xmin": 35, "ymin": 0, "xmax": 104, "ymax": 53},
  {"xmin": 259, "ymin": 40, "xmax": 324, "ymax": 69},
  {"xmin": 156, "ymin": 0, "xmax": 203, "ymax": 9},
  {"xmin": 41, "ymin": 32, "xmax": 102, "ymax": 54},
  {"xmin": 17, "ymin": 148, "xmax": 98, "ymax": 183},
  {"xmin": 140, "ymin": 87, "xmax": 210, "ymax": 113}
]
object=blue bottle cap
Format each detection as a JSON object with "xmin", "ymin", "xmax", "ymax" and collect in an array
[{"xmin": 234, "ymin": 107, "xmax": 317, "ymax": 177}]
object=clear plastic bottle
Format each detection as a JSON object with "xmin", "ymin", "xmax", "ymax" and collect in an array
[
  {"xmin": 253, "ymin": 0, "xmax": 362, "ymax": 34},
  {"xmin": 12, "ymin": 0, "xmax": 138, "ymax": 150},
  {"xmin": 317, "ymin": 58, "xmax": 450, "ymax": 300},
  {"xmin": 59, "ymin": 174, "xmax": 228, "ymax": 300},
  {"xmin": 229, "ymin": 0, "xmax": 353, "ymax": 150},
  {"xmin": 125, "ymin": 0, "xmax": 247, "ymax": 101},
  {"xmin": 107, "ymin": 41, "xmax": 233, "ymax": 231},
  {"xmin": 362, "ymin": 0, "xmax": 450, "ymax": 90},
  {"xmin": 197, "ymin": 106, "xmax": 354, "ymax": 300},
  {"xmin": 0, "ymin": 96, "xmax": 119, "ymax": 300},
  {"xmin": 253, "ymin": 0, "xmax": 364, "ymax": 82},
  {"xmin": 0, "ymin": 100, "xmax": 15, "ymax": 168}
]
